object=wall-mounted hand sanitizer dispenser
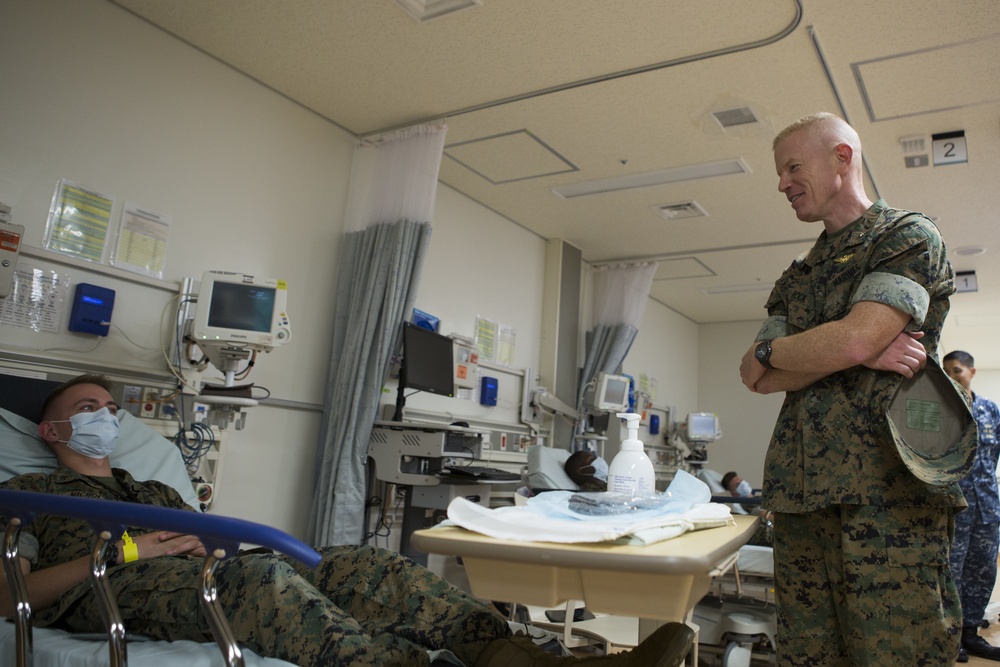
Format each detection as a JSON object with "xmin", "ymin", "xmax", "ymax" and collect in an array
[{"xmin": 68, "ymin": 283, "xmax": 115, "ymax": 336}]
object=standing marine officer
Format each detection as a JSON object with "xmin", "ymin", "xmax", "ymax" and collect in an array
[{"xmin": 739, "ymin": 112, "xmax": 971, "ymax": 665}]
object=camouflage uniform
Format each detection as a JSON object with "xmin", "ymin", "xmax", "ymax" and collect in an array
[
  {"xmin": 755, "ymin": 200, "xmax": 965, "ymax": 665},
  {"xmin": 1, "ymin": 467, "xmax": 508, "ymax": 666},
  {"xmin": 951, "ymin": 394, "xmax": 1000, "ymax": 630}
]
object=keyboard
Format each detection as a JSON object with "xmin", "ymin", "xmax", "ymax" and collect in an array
[{"xmin": 443, "ymin": 465, "xmax": 522, "ymax": 481}]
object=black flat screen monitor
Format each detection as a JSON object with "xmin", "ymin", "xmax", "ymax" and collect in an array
[
  {"xmin": 402, "ymin": 322, "xmax": 454, "ymax": 396},
  {"xmin": 392, "ymin": 321, "xmax": 454, "ymax": 420}
]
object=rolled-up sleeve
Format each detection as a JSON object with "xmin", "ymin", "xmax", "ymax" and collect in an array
[
  {"xmin": 756, "ymin": 315, "xmax": 790, "ymax": 341},
  {"xmin": 850, "ymin": 271, "xmax": 930, "ymax": 329}
]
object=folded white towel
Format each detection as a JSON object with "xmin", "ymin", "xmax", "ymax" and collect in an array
[{"xmin": 445, "ymin": 469, "xmax": 732, "ymax": 544}]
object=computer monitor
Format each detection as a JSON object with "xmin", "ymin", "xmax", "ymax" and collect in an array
[
  {"xmin": 392, "ymin": 321, "xmax": 454, "ymax": 420},
  {"xmin": 191, "ymin": 271, "xmax": 291, "ymax": 351},
  {"xmin": 683, "ymin": 412, "xmax": 721, "ymax": 444},
  {"xmin": 589, "ymin": 372, "xmax": 630, "ymax": 412}
]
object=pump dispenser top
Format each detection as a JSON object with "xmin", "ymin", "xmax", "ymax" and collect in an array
[
  {"xmin": 607, "ymin": 412, "xmax": 656, "ymax": 496},
  {"xmin": 617, "ymin": 413, "xmax": 642, "ymax": 450}
]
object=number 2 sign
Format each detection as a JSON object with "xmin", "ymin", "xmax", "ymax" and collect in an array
[{"xmin": 932, "ymin": 130, "xmax": 967, "ymax": 166}]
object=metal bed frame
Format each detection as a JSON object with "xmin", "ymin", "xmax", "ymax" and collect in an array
[{"xmin": 0, "ymin": 488, "xmax": 321, "ymax": 667}]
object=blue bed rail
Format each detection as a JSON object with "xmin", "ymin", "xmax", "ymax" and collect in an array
[{"xmin": 0, "ymin": 488, "xmax": 321, "ymax": 667}]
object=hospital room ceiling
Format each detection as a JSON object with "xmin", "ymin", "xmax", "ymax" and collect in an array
[{"xmin": 111, "ymin": 0, "xmax": 1000, "ymax": 365}]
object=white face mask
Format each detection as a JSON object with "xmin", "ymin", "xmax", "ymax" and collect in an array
[
  {"xmin": 51, "ymin": 407, "xmax": 120, "ymax": 459},
  {"xmin": 591, "ymin": 456, "xmax": 609, "ymax": 481},
  {"xmin": 736, "ymin": 480, "xmax": 753, "ymax": 497}
]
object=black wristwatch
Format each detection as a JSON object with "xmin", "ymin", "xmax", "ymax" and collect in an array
[
  {"xmin": 104, "ymin": 542, "xmax": 119, "ymax": 568},
  {"xmin": 754, "ymin": 339, "xmax": 774, "ymax": 369}
]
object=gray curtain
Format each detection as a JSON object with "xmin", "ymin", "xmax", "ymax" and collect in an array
[
  {"xmin": 576, "ymin": 322, "xmax": 639, "ymax": 411},
  {"xmin": 308, "ymin": 219, "xmax": 431, "ymax": 546},
  {"xmin": 574, "ymin": 262, "xmax": 658, "ymax": 445},
  {"xmin": 307, "ymin": 122, "xmax": 446, "ymax": 547}
]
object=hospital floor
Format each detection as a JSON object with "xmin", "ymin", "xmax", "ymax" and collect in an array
[
  {"xmin": 431, "ymin": 554, "xmax": 1000, "ymax": 665},
  {"xmin": 968, "ymin": 577, "xmax": 1000, "ymax": 667}
]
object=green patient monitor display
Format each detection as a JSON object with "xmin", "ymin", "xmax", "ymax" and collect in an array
[
  {"xmin": 590, "ymin": 372, "xmax": 630, "ymax": 412},
  {"xmin": 393, "ymin": 321, "xmax": 454, "ymax": 421},
  {"xmin": 191, "ymin": 271, "xmax": 291, "ymax": 352}
]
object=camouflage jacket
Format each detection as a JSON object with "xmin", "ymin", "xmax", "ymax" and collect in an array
[
  {"xmin": 756, "ymin": 200, "xmax": 965, "ymax": 512},
  {"xmin": 0, "ymin": 466, "xmax": 194, "ymax": 625}
]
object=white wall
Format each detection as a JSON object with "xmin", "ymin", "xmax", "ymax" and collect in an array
[
  {"xmin": 1, "ymin": 0, "xmax": 355, "ymax": 538},
  {"xmin": 975, "ymin": 370, "xmax": 1000, "ymax": 405},
  {"xmin": 623, "ymin": 299, "xmax": 700, "ymax": 419},
  {"xmin": 697, "ymin": 320, "xmax": 785, "ymax": 486}
]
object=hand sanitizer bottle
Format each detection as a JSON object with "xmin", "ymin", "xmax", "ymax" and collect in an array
[{"xmin": 607, "ymin": 413, "xmax": 656, "ymax": 496}]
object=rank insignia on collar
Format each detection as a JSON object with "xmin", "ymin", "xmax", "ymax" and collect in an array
[{"xmin": 834, "ymin": 253, "xmax": 855, "ymax": 264}]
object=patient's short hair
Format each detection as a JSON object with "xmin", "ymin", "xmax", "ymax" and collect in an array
[
  {"xmin": 41, "ymin": 373, "xmax": 114, "ymax": 421},
  {"xmin": 721, "ymin": 471, "xmax": 738, "ymax": 493}
]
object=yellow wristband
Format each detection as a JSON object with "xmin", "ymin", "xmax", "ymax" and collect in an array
[{"xmin": 122, "ymin": 531, "xmax": 139, "ymax": 563}]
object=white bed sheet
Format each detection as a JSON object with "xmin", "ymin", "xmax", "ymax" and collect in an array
[
  {"xmin": 736, "ymin": 544, "xmax": 774, "ymax": 577},
  {"xmin": 0, "ymin": 623, "xmax": 296, "ymax": 667}
]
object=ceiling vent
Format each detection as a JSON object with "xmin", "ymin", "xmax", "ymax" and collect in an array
[
  {"xmin": 899, "ymin": 135, "xmax": 926, "ymax": 154},
  {"xmin": 712, "ymin": 107, "xmax": 759, "ymax": 128},
  {"xmin": 655, "ymin": 201, "xmax": 708, "ymax": 220},
  {"xmin": 394, "ymin": 0, "xmax": 482, "ymax": 22}
]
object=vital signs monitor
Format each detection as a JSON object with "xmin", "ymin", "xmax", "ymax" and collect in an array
[{"xmin": 191, "ymin": 271, "xmax": 291, "ymax": 351}]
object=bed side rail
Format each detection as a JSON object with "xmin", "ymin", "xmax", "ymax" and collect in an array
[{"xmin": 0, "ymin": 489, "xmax": 321, "ymax": 667}]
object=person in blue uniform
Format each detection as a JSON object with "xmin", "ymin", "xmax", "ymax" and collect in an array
[{"xmin": 944, "ymin": 350, "xmax": 1000, "ymax": 662}]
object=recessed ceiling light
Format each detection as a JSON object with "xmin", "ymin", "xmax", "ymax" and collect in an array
[
  {"xmin": 394, "ymin": 0, "xmax": 482, "ymax": 22},
  {"xmin": 954, "ymin": 245, "xmax": 987, "ymax": 256},
  {"xmin": 702, "ymin": 283, "xmax": 774, "ymax": 295},
  {"xmin": 551, "ymin": 158, "xmax": 750, "ymax": 199}
]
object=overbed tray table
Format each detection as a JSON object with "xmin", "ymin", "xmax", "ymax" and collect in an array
[{"xmin": 412, "ymin": 514, "xmax": 758, "ymax": 622}]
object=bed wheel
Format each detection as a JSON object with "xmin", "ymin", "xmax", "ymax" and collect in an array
[{"xmin": 722, "ymin": 641, "xmax": 752, "ymax": 667}]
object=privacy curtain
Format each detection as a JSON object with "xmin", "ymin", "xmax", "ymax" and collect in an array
[
  {"xmin": 308, "ymin": 124, "xmax": 447, "ymax": 546},
  {"xmin": 576, "ymin": 262, "xmax": 658, "ymax": 420}
]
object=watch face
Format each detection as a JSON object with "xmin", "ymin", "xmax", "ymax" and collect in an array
[{"xmin": 755, "ymin": 341, "xmax": 771, "ymax": 365}]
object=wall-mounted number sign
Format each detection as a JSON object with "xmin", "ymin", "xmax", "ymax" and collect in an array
[
  {"xmin": 955, "ymin": 270, "xmax": 978, "ymax": 293},
  {"xmin": 932, "ymin": 130, "xmax": 967, "ymax": 166}
]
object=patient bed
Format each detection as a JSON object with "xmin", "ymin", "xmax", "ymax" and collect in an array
[{"xmin": 0, "ymin": 372, "xmax": 315, "ymax": 667}]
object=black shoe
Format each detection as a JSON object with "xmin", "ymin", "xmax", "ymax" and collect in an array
[
  {"xmin": 958, "ymin": 645, "xmax": 969, "ymax": 663},
  {"xmin": 963, "ymin": 631, "xmax": 1000, "ymax": 661}
]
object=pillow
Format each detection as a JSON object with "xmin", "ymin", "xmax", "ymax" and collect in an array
[
  {"xmin": 526, "ymin": 445, "xmax": 579, "ymax": 491},
  {"xmin": 696, "ymin": 468, "xmax": 726, "ymax": 494},
  {"xmin": 0, "ymin": 407, "xmax": 200, "ymax": 510}
]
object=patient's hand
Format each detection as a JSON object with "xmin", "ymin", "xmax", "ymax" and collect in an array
[{"xmin": 134, "ymin": 531, "xmax": 207, "ymax": 559}]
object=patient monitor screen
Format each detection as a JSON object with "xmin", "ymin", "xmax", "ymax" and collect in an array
[
  {"xmin": 591, "ymin": 372, "xmax": 630, "ymax": 412},
  {"xmin": 207, "ymin": 282, "xmax": 276, "ymax": 333},
  {"xmin": 191, "ymin": 271, "xmax": 290, "ymax": 350}
]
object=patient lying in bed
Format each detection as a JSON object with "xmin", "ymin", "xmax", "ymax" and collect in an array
[{"xmin": 1, "ymin": 373, "xmax": 693, "ymax": 667}]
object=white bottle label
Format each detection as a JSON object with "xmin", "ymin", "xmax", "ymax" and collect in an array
[{"xmin": 609, "ymin": 474, "xmax": 637, "ymax": 495}]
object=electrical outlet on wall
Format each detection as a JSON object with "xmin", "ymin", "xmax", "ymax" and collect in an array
[{"xmin": 139, "ymin": 389, "xmax": 159, "ymax": 419}]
